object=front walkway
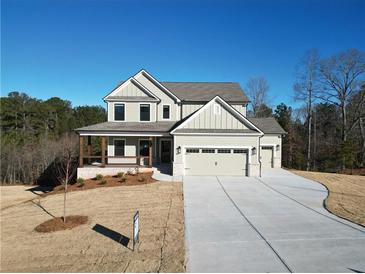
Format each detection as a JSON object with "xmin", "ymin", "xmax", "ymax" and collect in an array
[{"xmin": 183, "ymin": 169, "xmax": 365, "ymax": 272}]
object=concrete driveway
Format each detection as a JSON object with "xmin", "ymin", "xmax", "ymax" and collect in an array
[{"xmin": 183, "ymin": 169, "xmax": 365, "ymax": 272}]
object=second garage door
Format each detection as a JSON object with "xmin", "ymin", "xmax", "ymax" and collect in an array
[
  {"xmin": 184, "ymin": 148, "xmax": 248, "ymax": 176},
  {"xmin": 261, "ymin": 146, "xmax": 273, "ymax": 168}
]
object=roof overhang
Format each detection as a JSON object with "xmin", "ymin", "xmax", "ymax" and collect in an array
[{"xmin": 170, "ymin": 95, "xmax": 264, "ymax": 135}]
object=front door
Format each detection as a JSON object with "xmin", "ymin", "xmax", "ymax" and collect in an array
[{"xmin": 161, "ymin": 140, "xmax": 171, "ymax": 163}]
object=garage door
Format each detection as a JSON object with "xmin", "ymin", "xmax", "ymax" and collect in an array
[
  {"xmin": 261, "ymin": 146, "xmax": 273, "ymax": 168},
  {"xmin": 184, "ymin": 148, "xmax": 248, "ymax": 176}
]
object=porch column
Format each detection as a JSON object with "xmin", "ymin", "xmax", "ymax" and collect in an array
[
  {"xmin": 79, "ymin": 135, "xmax": 84, "ymax": 167},
  {"xmin": 87, "ymin": 136, "xmax": 92, "ymax": 164},
  {"xmin": 149, "ymin": 137, "xmax": 153, "ymax": 167},
  {"xmin": 101, "ymin": 136, "xmax": 106, "ymax": 167}
]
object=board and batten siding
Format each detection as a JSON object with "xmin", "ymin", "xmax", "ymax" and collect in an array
[
  {"xmin": 182, "ymin": 103, "xmax": 247, "ymax": 118},
  {"xmin": 107, "ymin": 102, "xmax": 157, "ymax": 122},
  {"xmin": 111, "ymin": 81, "xmax": 150, "ymax": 97},
  {"xmin": 182, "ymin": 101, "xmax": 247, "ymax": 130},
  {"xmin": 135, "ymin": 74, "xmax": 180, "ymax": 121}
]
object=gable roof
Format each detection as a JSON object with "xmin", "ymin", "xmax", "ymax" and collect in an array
[
  {"xmin": 162, "ymin": 82, "xmax": 249, "ymax": 102},
  {"xmin": 103, "ymin": 77, "xmax": 159, "ymax": 101},
  {"xmin": 135, "ymin": 70, "xmax": 181, "ymax": 102},
  {"xmin": 248, "ymin": 117, "xmax": 286, "ymax": 134},
  {"xmin": 171, "ymin": 96, "xmax": 263, "ymax": 135}
]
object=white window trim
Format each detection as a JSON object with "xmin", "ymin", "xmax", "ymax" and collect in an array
[
  {"xmin": 114, "ymin": 103, "xmax": 126, "ymax": 122},
  {"xmin": 162, "ymin": 104, "xmax": 171, "ymax": 120},
  {"xmin": 113, "ymin": 138, "xmax": 126, "ymax": 157},
  {"xmin": 138, "ymin": 138, "xmax": 150, "ymax": 157},
  {"xmin": 139, "ymin": 103, "xmax": 153, "ymax": 122}
]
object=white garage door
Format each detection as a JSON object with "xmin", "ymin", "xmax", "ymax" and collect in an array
[
  {"xmin": 261, "ymin": 146, "xmax": 273, "ymax": 168},
  {"xmin": 184, "ymin": 148, "xmax": 248, "ymax": 176}
]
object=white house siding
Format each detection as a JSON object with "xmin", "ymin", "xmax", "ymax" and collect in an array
[
  {"xmin": 111, "ymin": 81, "xmax": 150, "ymax": 97},
  {"xmin": 135, "ymin": 74, "xmax": 180, "ymax": 121},
  {"xmin": 182, "ymin": 104, "xmax": 203, "ymax": 118},
  {"xmin": 173, "ymin": 135, "xmax": 260, "ymax": 176},
  {"xmin": 182, "ymin": 101, "xmax": 247, "ymax": 130},
  {"xmin": 232, "ymin": 104, "xmax": 247, "ymax": 116},
  {"xmin": 260, "ymin": 134, "xmax": 282, "ymax": 168},
  {"xmin": 107, "ymin": 102, "xmax": 157, "ymax": 122}
]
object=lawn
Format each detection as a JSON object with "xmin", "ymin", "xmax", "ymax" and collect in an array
[
  {"xmin": 0, "ymin": 181, "xmax": 185, "ymax": 272},
  {"xmin": 291, "ymin": 170, "xmax": 365, "ymax": 226}
]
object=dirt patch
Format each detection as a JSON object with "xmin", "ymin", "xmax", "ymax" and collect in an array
[
  {"xmin": 35, "ymin": 215, "xmax": 88, "ymax": 233},
  {"xmin": 1, "ymin": 181, "xmax": 185, "ymax": 272},
  {"xmin": 50, "ymin": 172, "xmax": 156, "ymax": 196},
  {"xmin": 291, "ymin": 170, "xmax": 365, "ymax": 226}
]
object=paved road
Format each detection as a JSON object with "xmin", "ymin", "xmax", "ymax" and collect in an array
[{"xmin": 183, "ymin": 169, "xmax": 365, "ymax": 272}]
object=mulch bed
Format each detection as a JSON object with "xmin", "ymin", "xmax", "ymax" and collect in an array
[
  {"xmin": 49, "ymin": 172, "xmax": 156, "ymax": 195},
  {"xmin": 35, "ymin": 215, "xmax": 88, "ymax": 233}
]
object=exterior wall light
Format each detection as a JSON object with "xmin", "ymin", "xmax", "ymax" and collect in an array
[
  {"xmin": 252, "ymin": 147, "xmax": 256, "ymax": 155},
  {"xmin": 276, "ymin": 144, "xmax": 280, "ymax": 151},
  {"xmin": 177, "ymin": 146, "xmax": 181, "ymax": 154}
]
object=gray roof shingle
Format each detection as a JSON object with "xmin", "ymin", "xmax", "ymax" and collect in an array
[
  {"xmin": 75, "ymin": 121, "xmax": 176, "ymax": 132},
  {"xmin": 248, "ymin": 117, "xmax": 286, "ymax": 134},
  {"xmin": 161, "ymin": 82, "xmax": 249, "ymax": 102}
]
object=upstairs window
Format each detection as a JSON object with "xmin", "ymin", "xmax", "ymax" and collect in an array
[
  {"xmin": 114, "ymin": 104, "xmax": 125, "ymax": 121},
  {"xmin": 140, "ymin": 104, "xmax": 150, "ymax": 121},
  {"xmin": 163, "ymin": 105, "xmax": 170, "ymax": 119}
]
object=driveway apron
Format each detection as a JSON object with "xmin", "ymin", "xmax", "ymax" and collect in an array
[{"xmin": 183, "ymin": 170, "xmax": 365, "ymax": 273}]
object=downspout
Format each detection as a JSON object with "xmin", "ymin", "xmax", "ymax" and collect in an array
[{"xmin": 259, "ymin": 134, "xmax": 263, "ymax": 177}]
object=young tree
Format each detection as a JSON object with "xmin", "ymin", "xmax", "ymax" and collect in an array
[
  {"xmin": 246, "ymin": 77, "xmax": 270, "ymax": 117},
  {"xmin": 318, "ymin": 49, "xmax": 365, "ymax": 169},
  {"xmin": 56, "ymin": 133, "xmax": 78, "ymax": 223},
  {"xmin": 293, "ymin": 49, "xmax": 320, "ymax": 171}
]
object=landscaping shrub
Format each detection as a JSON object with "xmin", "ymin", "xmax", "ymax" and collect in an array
[
  {"xmin": 100, "ymin": 179, "xmax": 107, "ymax": 185},
  {"xmin": 117, "ymin": 172, "xmax": 124, "ymax": 178},
  {"xmin": 120, "ymin": 177, "xmax": 126, "ymax": 183},
  {"xmin": 95, "ymin": 174, "xmax": 103, "ymax": 180},
  {"xmin": 77, "ymin": 178, "xmax": 85, "ymax": 187},
  {"xmin": 138, "ymin": 176, "xmax": 145, "ymax": 182}
]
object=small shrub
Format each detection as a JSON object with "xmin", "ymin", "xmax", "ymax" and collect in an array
[
  {"xmin": 120, "ymin": 177, "xmax": 126, "ymax": 183},
  {"xmin": 138, "ymin": 176, "xmax": 145, "ymax": 182},
  {"xmin": 100, "ymin": 179, "xmax": 107, "ymax": 185},
  {"xmin": 77, "ymin": 178, "xmax": 85, "ymax": 187},
  {"xmin": 117, "ymin": 172, "xmax": 124, "ymax": 178},
  {"xmin": 95, "ymin": 174, "xmax": 103, "ymax": 180}
]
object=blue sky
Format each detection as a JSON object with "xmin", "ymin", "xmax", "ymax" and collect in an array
[{"xmin": 2, "ymin": 0, "xmax": 364, "ymax": 108}]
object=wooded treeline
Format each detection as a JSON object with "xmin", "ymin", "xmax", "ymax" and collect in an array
[
  {"xmin": 247, "ymin": 48, "xmax": 365, "ymax": 172},
  {"xmin": 0, "ymin": 92, "xmax": 106, "ymax": 184}
]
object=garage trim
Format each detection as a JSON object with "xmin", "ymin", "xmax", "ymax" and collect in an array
[
  {"xmin": 182, "ymin": 145, "xmax": 253, "ymax": 176},
  {"xmin": 260, "ymin": 144, "xmax": 277, "ymax": 158}
]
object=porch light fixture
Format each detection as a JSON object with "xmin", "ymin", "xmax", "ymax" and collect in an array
[
  {"xmin": 276, "ymin": 144, "xmax": 280, "ymax": 151},
  {"xmin": 252, "ymin": 147, "xmax": 256, "ymax": 155},
  {"xmin": 176, "ymin": 146, "xmax": 181, "ymax": 154}
]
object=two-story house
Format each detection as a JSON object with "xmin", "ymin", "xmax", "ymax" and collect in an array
[{"xmin": 75, "ymin": 70, "xmax": 285, "ymax": 179}]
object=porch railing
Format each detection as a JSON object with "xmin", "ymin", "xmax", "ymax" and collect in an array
[{"xmin": 80, "ymin": 156, "xmax": 151, "ymax": 167}]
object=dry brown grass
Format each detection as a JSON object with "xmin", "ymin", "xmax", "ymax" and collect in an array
[
  {"xmin": 291, "ymin": 170, "xmax": 365, "ymax": 226},
  {"xmin": 0, "ymin": 182, "xmax": 185, "ymax": 272}
]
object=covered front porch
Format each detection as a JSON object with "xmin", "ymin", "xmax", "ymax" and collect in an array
[{"xmin": 77, "ymin": 134, "xmax": 173, "ymax": 178}]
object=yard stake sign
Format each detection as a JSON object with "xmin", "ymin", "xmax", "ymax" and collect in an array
[{"xmin": 133, "ymin": 211, "xmax": 139, "ymax": 251}]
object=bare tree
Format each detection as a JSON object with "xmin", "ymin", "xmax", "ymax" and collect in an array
[
  {"xmin": 246, "ymin": 77, "xmax": 270, "ymax": 117},
  {"xmin": 293, "ymin": 49, "xmax": 320, "ymax": 171},
  {"xmin": 318, "ymin": 49, "xmax": 365, "ymax": 169},
  {"xmin": 56, "ymin": 133, "xmax": 78, "ymax": 223}
]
